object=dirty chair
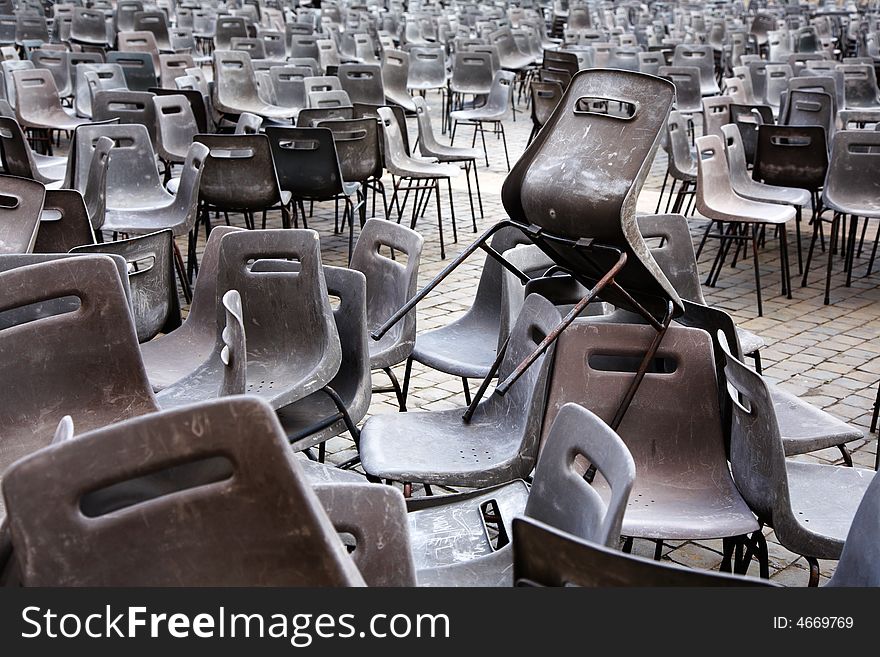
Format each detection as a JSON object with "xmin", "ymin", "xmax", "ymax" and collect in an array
[
  {"xmin": 0, "ymin": 116, "xmax": 66, "ymax": 184},
  {"xmin": 721, "ymin": 123, "xmax": 810, "ymax": 274},
  {"xmin": 407, "ymin": 45, "xmax": 447, "ymax": 97},
  {"xmin": 350, "ymin": 219, "xmax": 422, "ymax": 411},
  {"xmin": 0, "ymin": 255, "xmax": 158, "ymax": 520},
  {"xmin": 12, "ymin": 68, "xmax": 88, "ymax": 138},
  {"xmin": 132, "ymin": 10, "xmax": 172, "ymax": 53},
  {"xmin": 696, "ymin": 134, "xmax": 794, "ymax": 317},
  {"xmin": 91, "ymin": 90, "xmax": 157, "ymax": 144},
  {"xmin": 216, "ymin": 229, "xmax": 341, "ymax": 409},
  {"xmin": 826, "ymin": 473, "xmax": 880, "ymax": 587},
  {"xmin": 308, "ymin": 89, "xmax": 352, "ymax": 110},
  {"xmin": 657, "ymin": 110, "xmax": 697, "ymax": 216},
  {"xmin": 267, "ymin": 264, "xmax": 371, "ymax": 456},
  {"xmin": 701, "ymin": 95, "xmax": 731, "ymax": 141},
  {"xmin": 152, "ymin": 93, "xmax": 198, "ymax": 181},
  {"xmin": 71, "ymin": 229, "xmax": 181, "ymax": 343},
  {"xmin": 658, "ymin": 65, "xmax": 704, "ymax": 120},
  {"xmin": 337, "ymin": 63, "xmax": 384, "ymax": 105},
  {"xmin": 268, "ymin": 65, "xmax": 309, "ymax": 110},
  {"xmin": 1, "ymin": 396, "xmax": 367, "ymax": 586},
  {"xmin": 212, "ymin": 50, "xmax": 298, "ymax": 122},
  {"xmin": 106, "ymin": 51, "xmax": 158, "ymax": 92},
  {"xmin": 413, "ymin": 95, "xmax": 483, "ymax": 225},
  {"xmin": 528, "ymin": 80, "xmax": 563, "ymax": 144},
  {"xmin": 69, "ymin": 7, "xmax": 109, "ymax": 50},
  {"xmin": 404, "ymin": 400, "xmax": 633, "ymax": 586},
  {"xmin": 264, "ymin": 125, "xmax": 361, "ymax": 256},
  {"xmin": 32, "ymin": 190, "xmax": 95, "ymax": 253},
  {"xmin": 233, "ymin": 111, "xmax": 263, "ymax": 135},
  {"xmin": 449, "ymin": 69, "xmax": 515, "ymax": 170},
  {"xmin": 723, "ymin": 341, "xmax": 875, "ymax": 586},
  {"xmin": 158, "ymin": 53, "xmax": 194, "ymax": 90},
  {"xmin": 0, "ymin": 174, "xmax": 44, "ymax": 254},
  {"xmin": 214, "ymin": 16, "xmax": 248, "ymax": 51},
  {"xmin": 28, "ymin": 49, "xmax": 73, "ymax": 100},
  {"xmin": 804, "ymin": 130, "xmax": 880, "ymax": 306},
  {"xmin": 672, "ymin": 44, "xmax": 720, "ymax": 96},
  {"xmin": 377, "ymin": 105, "xmax": 460, "ymax": 259},
  {"xmin": 360, "ymin": 293, "xmax": 561, "ymax": 494},
  {"xmin": 139, "ymin": 226, "xmax": 243, "ymax": 394},
  {"xmin": 728, "ymin": 103, "xmax": 773, "ymax": 167},
  {"xmin": 195, "ymin": 133, "xmax": 292, "ymax": 233},
  {"xmin": 839, "ymin": 63, "xmax": 880, "ymax": 110},
  {"xmin": 543, "ymin": 321, "xmax": 764, "ymax": 573},
  {"xmin": 381, "ymin": 49, "xmax": 416, "ymax": 112},
  {"xmin": 764, "ymin": 63, "xmax": 794, "ymax": 117},
  {"xmin": 76, "ymin": 63, "xmax": 128, "ymax": 119},
  {"xmin": 513, "ymin": 517, "xmax": 776, "ymax": 587}
]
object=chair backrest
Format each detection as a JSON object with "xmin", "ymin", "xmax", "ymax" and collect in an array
[
  {"xmin": 132, "ymin": 10, "xmax": 171, "ymax": 51},
  {"xmin": 672, "ymin": 44, "xmax": 717, "ymax": 91},
  {"xmin": 1, "ymin": 60, "xmax": 33, "ymax": 108},
  {"xmin": 15, "ymin": 14, "xmax": 48, "ymax": 44},
  {"xmin": 529, "ymin": 80, "xmax": 564, "ymax": 130},
  {"xmin": 106, "ymin": 51, "xmax": 158, "ymax": 92},
  {"xmin": 337, "ymin": 63, "xmax": 384, "ymax": 105},
  {"xmin": 216, "ymin": 229, "xmax": 341, "ymax": 409},
  {"xmin": 152, "ymin": 85, "xmax": 210, "ymax": 134},
  {"xmin": 213, "ymin": 49, "xmax": 265, "ymax": 114},
  {"xmin": 91, "ymin": 90, "xmax": 157, "ymax": 144},
  {"xmin": 76, "ymin": 63, "xmax": 127, "ymax": 118},
  {"xmin": 502, "ymin": 68, "xmax": 681, "ymax": 319},
  {"xmin": 268, "ymin": 65, "xmax": 308, "ymax": 109},
  {"xmin": 2, "ymin": 396, "xmax": 366, "ymax": 586},
  {"xmin": 79, "ymin": 133, "xmax": 112, "ymax": 231},
  {"xmin": 0, "ymin": 115, "xmax": 44, "ymax": 180},
  {"xmin": 289, "ymin": 33, "xmax": 320, "ymax": 60},
  {"xmin": 747, "ymin": 60, "xmax": 768, "ymax": 102},
  {"xmin": 827, "ymin": 473, "xmax": 880, "ymax": 587},
  {"xmin": 657, "ymin": 65, "xmax": 702, "ymax": 112},
  {"xmin": 764, "ymin": 63, "xmax": 793, "ymax": 108},
  {"xmin": 381, "ymin": 48, "xmax": 410, "ymax": 104},
  {"xmin": 451, "ymin": 50, "xmax": 494, "ymax": 91},
  {"xmin": 839, "ymin": 63, "xmax": 880, "ymax": 109},
  {"xmin": 69, "ymin": 7, "xmax": 108, "ymax": 46},
  {"xmin": 33, "ymin": 190, "xmax": 95, "ymax": 253},
  {"xmin": 823, "ymin": 130, "xmax": 880, "ymax": 217},
  {"xmin": 0, "ymin": 255, "xmax": 157, "ymax": 515},
  {"xmin": 0, "ymin": 174, "xmax": 44, "ymax": 254},
  {"xmin": 264, "ymin": 125, "xmax": 345, "ymax": 199},
  {"xmin": 696, "ymin": 133, "xmax": 744, "ymax": 213},
  {"xmin": 115, "ymin": 0, "xmax": 143, "ymax": 33},
  {"xmin": 781, "ymin": 89, "xmax": 834, "ymax": 138},
  {"xmin": 308, "ymin": 89, "xmax": 351, "ymax": 109},
  {"xmin": 525, "ymin": 402, "xmax": 635, "ymax": 547},
  {"xmin": 407, "ymin": 45, "xmax": 446, "ymax": 88},
  {"xmin": 350, "ymin": 218, "xmax": 422, "ymax": 360},
  {"xmin": 195, "ymin": 133, "xmax": 282, "ymax": 211},
  {"xmin": 637, "ymin": 50, "xmax": 663, "ymax": 75},
  {"xmin": 231, "ymin": 36, "xmax": 267, "ymax": 60},
  {"xmin": 152, "ymin": 93, "xmax": 197, "ymax": 161},
  {"xmin": 257, "ymin": 29, "xmax": 286, "ymax": 60},
  {"xmin": 753, "ymin": 124, "xmax": 828, "ymax": 190},
  {"xmin": 117, "ymin": 30, "xmax": 161, "ymax": 71},
  {"xmin": 159, "ymin": 53, "xmax": 194, "ymax": 89},
  {"xmin": 316, "ymin": 117, "xmax": 383, "ymax": 182},
  {"xmin": 702, "ymin": 95, "xmax": 731, "ymax": 141},
  {"xmin": 512, "ymin": 517, "xmax": 775, "ymax": 587},
  {"xmin": 71, "ymin": 227, "xmax": 180, "ymax": 342},
  {"xmin": 729, "ymin": 102, "xmax": 774, "ymax": 165}
]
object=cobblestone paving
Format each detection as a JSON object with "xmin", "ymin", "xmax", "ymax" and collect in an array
[{"xmin": 174, "ymin": 89, "xmax": 878, "ymax": 586}]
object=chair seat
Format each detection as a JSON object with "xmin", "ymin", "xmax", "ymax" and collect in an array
[
  {"xmin": 360, "ymin": 407, "xmax": 533, "ymax": 488},
  {"xmin": 298, "ymin": 455, "xmax": 367, "ymax": 484},
  {"xmin": 141, "ymin": 332, "xmax": 215, "ymax": 392},
  {"xmin": 784, "ymin": 461, "xmax": 874, "ymax": 558},
  {"xmin": 412, "ymin": 321, "xmax": 499, "ymax": 379},
  {"xmin": 450, "ymin": 106, "xmax": 507, "ymax": 122},
  {"xmin": 19, "ymin": 108, "xmax": 89, "ymax": 131},
  {"xmin": 385, "ymin": 91, "xmax": 416, "ymax": 112},
  {"xmin": 246, "ymin": 354, "xmax": 339, "ymax": 410},
  {"xmin": 823, "ymin": 190, "xmax": 880, "ymax": 218},
  {"xmin": 387, "ymin": 158, "xmax": 459, "ymax": 179},
  {"xmin": 594, "ymin": 469, "xmax": 760, "ymax": 541},
  {"xmin": 103, "ymin": 204, "xmax": 187, "ymax": 235},
  {"xmin": 771, "ymin": 385, "xmax": 863, "ymax": 455},
  {"xmin": 218, "ymin": 100, "xmax": 297, "ymax": 120},
  {"xmin": 501, "ymin": 56, "xmax": 534, "ymax": 71},
  {"xmin": 449, "ymin": 83, "xmax": 491, "ymax": 96},
  {"xmin": 107, "ymin": 187, "xmax": 175, "ymax": 213},
  {"xmin": 277, "ymin": 386, "xmax": 367, "ymax": 451},
  {"xmin": 407, "ymin": 481, "xmax": 527, "ymax": 583},
  {"xmin": 368, "ymin": 329, "xmax": 411, "ymax": 370},
  {"xmin": 423, "ymin": 143, "xmax": 482, "ymax": 162},
  {"xmin": 735, "ymin": 177, "xmax": 811, "ymax": 207},
  {"xmin": 736, "ymin": 326, "xmax": 765, "ymax": 355},
  {"xmin": 699, "ymin": 192, "xmax": 795, "ymax": 225},
  {"xmin": 838, "ymin": 108, "xmax": 880, "ymax": 126}
]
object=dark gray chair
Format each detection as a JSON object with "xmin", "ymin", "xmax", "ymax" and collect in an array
[
  {"xmin": 1, "ymin": 396, "xmax": 367, "ymax": 586},
  {"xmin": 826, "ymin": 473, "xmax": 880, "ymax": 587},
  {"xmin": 360, "ymin": 293, "xmax": 561, "ymax": 493},
  {"xmin": 0, "ymin": 174, "xmax": 44, "ymax": 254},
  {"xmin": 32, "ymin": 190, "xmax": 95, "ymax": 253},
  {"xmin": 724, "ymin": 340, "xmax": 875, "ymax": 586},
  {"xmin": 213, "ymin": 50, "xmax": 298, "ymax": 121}
]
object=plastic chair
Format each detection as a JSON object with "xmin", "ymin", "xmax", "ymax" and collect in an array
[
  {"xmin": 132, "ymin": 10, "xmax": 172, "ymax": 52},
  {"xmin": 214, "ymin": 16, "xmax": 247, "ymax": 51},
  {"xmin": 264, "ymin": 125, "xmax": 361, "ymax": 255},
  {"xmin": 723, "ymin": 341, "xmax": 875, "ymax": 586},
  {"xmin": 361, "ymin": 293, "xmax": 561, "ymax": 493},
  {"xmin": 528, "ymin": 80, "xmax": 562, "ymax": 145},
  {"xmin": 289, "ymin": 34, "xmax": 320, "ymax": 61},
  {"xmin": 729, "ymin": 102, "xmax": 775, "ymax": 166},
  {"xmin": 195, "ymin": 132, "xmax": 292, "ymax": 231},
  {"xmin": 673, "ymin": 44, "xmax": 720, "ymax": 96},
  {"xmin": 377, "ymin": 105, "xmax": 460, "ymax": 259},
  {"xmin": 158, "ymin": 53, "xmax": 194, "ymax": 90},
  {"xmin": 213, "ymin": 50, "xmax": 298, "ymax": 121},
  {"xmin": 400, "ymin": 402, "xmax": 630, "ymax": 586},
  {"xmin": 114, "ymin": 0, "xmax": 143, "ymax": 34},
  {"xmin": 701, "ymin": 95, "xmax": 731, "ymax": 141},
  {"xmin": 381, "ymin": 49, "xmax": 415, "ymax": 112},
  {"xmin": 69, "ymin": 8, "xmax": 109, "ymax": 49},
  {"xmin": 337, "ymin": 63, "xmax": 384, "ymax": 105},
  {"xmin": 1, "ymin": 396, "xmax": 366, "ymax": 586},
  {"xmin": 0, "ymin": 255, "xmax": 158, "ymax": 520},
  {"xmin": 513, "ymin": 517, "xmax": 776, "ymax": 587},
  {"xmin": 308, "ymin": 88, "xmax": 352, "ymax": 109},
  {"xmin": 106, "ymin": 51, "xmax": 158, "ymax": 92},
  {"xmin": 840, "ymin": 63, "xmax": 880, "ymax": 110},
  {"xmin": 543, "ymin": 321, "xmax": 764, "ymax": 570},
  {"xmin": 407, "ymin": 45, "xmax": 446, "ymax": 94},
  {"xmin": 780, "ymin": 89, "xmax": 835, "ymax": 141},
  {"xmin": 76, "ymin": 63, "xmax": 128, "ymax": 119},
  {"xmin": 0, "ymin": 115, "xmax": 66, "ymax": 184},
  {"xmin": 764, "ymin": 63, "xmax": 794, "ymax": 117},
  {"xmin": 12, "ymin": 68, "xmax": 88, "ymax": 135},
  {"xmin": 656, "ymin": 110, "xmax": 697, "ymax": 216},
  {"xmin": 14, "ymin": 14, "xmax": 48, "ymax": 46},
  {"xmin": 0, "ymin": 174, "xmax": 44, "ymax": 254},
  {"xmin": 257, "ymin": 29, "xmax": 286, "ymax": 60},
  {"xmin": 449, "ymin": 50, "xmax": 494, "ymax": 113},
  {"xmin": 231, "ymin": 36, "xmax": 267, "ymax": 61},
  {"xmin": 28, "ymin": 49, "xmax": 73, "ymax": 99},
  {"xmin": 152, "ymin": 93, "xmax": 197, "ymax": 179},
  {"xmin": 32, "ymin": 189, "xmax": 95, "ymax": 253},
  {"xmin": 657, "ymin": 65, "xmax": 704, "ymax": 117},
  {"xmin": 91, "ymin": 90, "xmax": 157, "ymax": 144},
  {"xmin": 349, "ymin": 219, "xmax": 422, "ymax": 410},
  {"xmin": 696, "ymin": 134, "xmax": 794, "ymax": 316},
  {"xmin": 827, "ymin": 473, "xmax": 880, "ymax": 587},
  {"xmin": 450, "ymin": 69, "xmax": 515, "ymax": 170},
  {"xmin": 71, "ymin": 229, "xmax": 181, "ymax": 343},
  {"xmin": 216, "ymin": 229, "xmax": 341, "ymax": 409},
  {"xmin": 804, "ymin": 130, "xmax": 880, "ymax": 306},
  {"xmin": 117, "ymin": 30, "xmax": 160, "ymax": 71}
]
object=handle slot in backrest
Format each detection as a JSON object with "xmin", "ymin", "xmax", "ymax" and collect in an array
[{"xmin": 574, "ymin": 96, "xmax": 637, "ymax": 119}]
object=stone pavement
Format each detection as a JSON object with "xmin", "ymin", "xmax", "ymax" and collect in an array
[{"xmin": 176, "ymin": 90, "xmax": 878, "ymax": 586}]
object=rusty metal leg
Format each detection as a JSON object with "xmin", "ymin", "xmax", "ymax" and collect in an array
[{"xmin": 806, "ymin": 556, "xmax": 820, "ymax": 587}]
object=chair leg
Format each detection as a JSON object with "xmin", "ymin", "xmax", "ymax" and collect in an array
[
  {"xmin": 435, "ymin": 179, "xmax": 446, "ymax": 259},
  {"xmin": 655, "ymin": 171, "xmax": 669, "ymax": 214},
  {"xmin": 750, "ymin": 350, "xmax": 762, "ymax": 374},
  {"xmin": 401, "ymin": 356, "xmax": 413, "ymax": 410},
  {"xmin": 779, "ymin": 224, "xmax": 792, "ymax": 299},
  {"xmin": 498, "ymin": 121, "xmax": 510, "ymax": 171},
  {"xmin": 806, "ymin": 556, "xmax": 820, "ymax": 587},
  {"xmin": 824, "ymin": 213, "xmax": 839, "ymax": 305},
  {"xmin": 471, "ymin": 157, "xmax": 484, "ymax": 218},
  {"xmin": 794, "ymin": 205, "xmax": 803, "ymax": 275},
  {"xmin": 172, "ymin": 241, "xmax": 193, "ymax": 304},
  {"xmin": 382, "ymin": 366, "xmax": 407, "ymax": 412},
  {"xmin": 463, "ymin": 161, "xmax": 476, "ymax": 230},
  {"xmin": 462, "ymin": 377, "xmax": 471, "ymax": 406},
  {"xmin": 446, "ymin": 177, "xmax": 457, "ymax": 245},
  {"xmin": 751, "ymin": 223, "xmax": 763, "ymax": 316}
]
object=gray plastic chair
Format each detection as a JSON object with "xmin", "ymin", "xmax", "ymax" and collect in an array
[
  {"xmin": 106, "ymin": 51, "xmax": 159, "ymax": 93},
  {"xmin": 33, "ymin": 190, "xmax": 95, "ymax": 253},
  {"xmin": 132, "ymin": 10, "xmax": 172, "ymax": 53},
  {"xmin": 217, "ymin": 229, "xmax": 342, "ymax": 409},
  {"xmin": 268, "ymin": 65, "xmax": 309, "ymax": 109},
  {"xmin": 69, "ymin": 7, "xmax": 109, "ymax": 49},
  {"xmin": 308, "ymin": 89, "xmax": 352, "ymax": 109},
  {"xmin": 657, "ymin": 110, "xmax": 697, "ymax": 216},
  {"xmin": 337, "ymin": 63, "xmax": 384, "ymax": 105},
  {"xmin": 840, "ymin": 64, "xmax": 880, "ymax": 110},
  {"xmin": 0, "ymin": 174, "xmax": 44, "ymax": 254},
  {"xmin": 543, "ymin": 322, "xmax": 763, "ymax": 567},
  {"xmin": 0, "ymin": 115, "xmax": 66, "ymax": 184},
  {"xmin": 450, "ymin": 70, "xmax": 515, "ymax": 170},
  {"xmin": 1, "ymin": 59, "xmax": 34, "ymax": 109},
  {"xmin": 28, "ymin": 49, "xmax": 73, "ymax": 99},
  {"xmin": 381, "ymin": 49, "xmax": 416, "ymax": 112},
  {"xmin": 158, "ymin": 53, "xmax": 194, "ymax": 90},
  {"xmin": 513, "ymin": 517, "xmax": 777, "ymax": 587},
  {"xmin": 696, "ymin": 134, "xmax": 794, "ymax": 316},
  {"xmin": 404, "ymin": 401, "xmax": 633, "ymax": 586},
  {"xmin": 360, "ymin": 293, "xmax": 561, "ymax": 492},
  {"xmin": 658, "ymin": 65, "xmax": 704, "ymax": 117},
  {"xmin": 0, "ymin": 254, "xmax": 158, "ymax": 520},
  {"xmin": 350, "ymin": 219, "xmax": 422, "ymax": 411},
  {"xmin": 91, "ymin": 90, "xmax": 157, "ymax": 144},
  {"xmin": 672, "ymin": 44, "xmax": 720, "ymax": 96},
  {"xmin": 213, "ymin": 50, "xmax": 297, "ymax": 121},
  {"xmin": 724, "ymin": 341, "xmax": 875, "ymax": 586},
  {"xmin": 826, "ymin": 473, "xmax": 880, "ymax": 587},
  {"xmin": 71, "ymin": 229, "xmax": 181, "ymax": 343},
  {"xmin": 76, "ymin": 63, "xmax": 128, "ymax": 119},
  {"xmin": 152, "ymin": 93, "xmax": 198, "ymax": 178},
  {"xmin": 117, "ymin": 30, "xmax": 160, "ymax": 71},
  {"xmin": 377, "ymin": 105, "xmax": 460, "ymax": 259},
  {"xmin": 1, "ymin": 396, "xmax": 366, "ymax": 586},
  {"xmin": 12, "ymin": 68, "xmax": 88, "ymax": 134}
]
